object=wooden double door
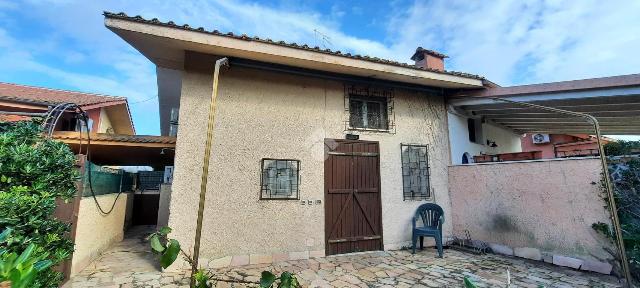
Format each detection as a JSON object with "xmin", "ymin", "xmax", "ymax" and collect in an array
[{"xmin": 324, "ymin": 139, "xmax": 383, "ymax": 255}]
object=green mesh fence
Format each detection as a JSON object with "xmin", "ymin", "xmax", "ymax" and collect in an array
[{"xmin": 82, "ymin": 162, "xmax": 135, "ymax": 196}]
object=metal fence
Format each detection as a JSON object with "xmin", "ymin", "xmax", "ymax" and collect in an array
[
  {"xmin": 137, "ymin": 171, "xmax": 164, "ymax": 191},
  {"xmin": 82, "ymin": 162, "xmax": 135, "ymax": 196}
]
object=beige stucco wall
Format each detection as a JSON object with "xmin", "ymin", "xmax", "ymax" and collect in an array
[
  {"xmin": 448, "ymin": 158, "xmax": 614, "ymax": 261},
  {"xmin": 167, "ymin": 53, "xmax": 452, "ymax": 263},
  {"xmin": 71, "ymin": 193, "xmax": 129, "ymax": 276},
  {"xmin": 98, "ymin": 107, "xmax": 114, "ymax": 133}
]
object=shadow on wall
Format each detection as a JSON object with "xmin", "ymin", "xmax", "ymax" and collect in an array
[{"xmin": 449, "ymin": 158, "xmax": 615, "ymax": 262}]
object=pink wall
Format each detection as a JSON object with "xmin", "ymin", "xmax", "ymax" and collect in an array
[
  {"xmin": 521, "ymin": 134, "xmax": 584, "ymax": 158},
  {"xmin": 449, "ymin": 158, "xmax": 614, "ymax": 261}
]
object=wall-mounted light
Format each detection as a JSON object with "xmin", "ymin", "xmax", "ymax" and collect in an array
[
  {"xmin": 345, "ymin": 134, "xmax": 359, "ymax": 140},
  {"xmin": 160, "ymin": 148, "xmax": 175, "ymax": 155}
]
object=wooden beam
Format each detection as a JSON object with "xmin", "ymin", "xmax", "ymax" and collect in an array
[
  {"xmin": 58, "ymin": 139, "xmax": 175, "ymax": 148},
  {"xmin": 480, "ymin": 111, "xmax": 640, "ymax": 118},
  {"xmin": 468, "ymin": 102, "xmax": 640, "ymax": 114}
]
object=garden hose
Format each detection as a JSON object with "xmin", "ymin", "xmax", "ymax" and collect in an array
[{"xmin": 42, "ymin": 103, "xmax": 123, "ymax": 215}]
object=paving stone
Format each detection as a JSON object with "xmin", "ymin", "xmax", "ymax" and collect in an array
[
  {"xmin": 553, "ymin": 255, "xmax": 584, "ymax": 269},
  {"xmin": 272, "ymin": 253, "xmax": 290, "ymax": 263},
  {"xmin": 514, "ymin": 247, "xmax": 542, "ymax": 261},
  {"xmin": 488, "ymin": 243, "xmax": 513, "ymax": 256},
  {"xmin": 541, "ymin": 251, "xmax": 553, "ymax": 263},
  {"xmin": 67, "ymin": 226, "xmax": 622, "ymax": 288},
  {"xmin": 230, "ymin": 255, "xmax": 250, "ymax": 266},
  {"xmin": 209, "ymin": 256, "xmax": 232, "ymax": 268},
  {"xmin": 289, "ymin": 251, "xmax": 310, "ymax": 260},
  {"xmin": 580, "ymin": 259, "xmax": 613, "ymax": 274},
  {"xmin": 310, "ymin": 249, "xmax": 325, "ymax": 258},
  {"xmin": 250, "ymin": 253, "xmax": 273, "ymax": 265}
]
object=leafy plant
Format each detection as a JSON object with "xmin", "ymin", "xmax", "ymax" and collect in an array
[
  {"xmin": 463, "ymin": 277, "xmax": 477, "ymax": 288},
  {"xmin": 0, "ymin": 229, "xmax": 53, "ymax": 288},
  {"xmin": 260, "ymin": 271, "xmax": 300, "ymax": 288},
  {"xmin": 193, "ymin": 269, "xmax": 210, "ymax": 288},
  {"xmin": 592, "ymin": 222, "xmax": 614, "ymax": 240},
  {"xmin": 604, "ymin": 141, "xmax": 640, "ymax": 157},
  {"xmin": 147, "ymin": 226, "xmax": 300, "ymax": 287},
  {"xmin": 147, "ymin": 227, "xmax": 181, "ymax": 269},
  {"xmin": 593, "ymin": 149, "xmax": 640, "ymax": 282},
  {"xmin": 0, "ymin": 120, "xmax": 77, "ymax": 287}
]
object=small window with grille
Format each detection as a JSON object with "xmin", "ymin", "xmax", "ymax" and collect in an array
[
  {"xmin": 260, "ymin": 159, "xmax": 300, "ymax": 200},
  {"xmin": 401, "ymin": 144, "xmax": 430, "ymax": 200},
  {"xmin": 349, "ymin": 96, "xmax": 389, "ymax": 130}
]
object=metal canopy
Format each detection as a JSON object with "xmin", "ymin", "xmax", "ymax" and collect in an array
[
  {"xmin": 450, "ymin": 75, "xmax": 640, "ymax": 135},
  {"xmin": 52, "ymin": 132, "xmax": 176, "ymax": 167}
]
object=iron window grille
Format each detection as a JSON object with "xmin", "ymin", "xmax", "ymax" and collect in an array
[
  {"xmin": 401, "ymin": 144, "xmax": 431, "ymax": 200},
  {"xmin": 260, "ymin": 159, "xmax": 300, "ymax": 200},
  {"xmin": 344, "ymin": 84, "xmax": 395, "ymax": 133}
]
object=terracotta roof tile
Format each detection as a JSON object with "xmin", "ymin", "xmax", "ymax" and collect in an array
[
  {"xmin": 104, "ymin": 11, "xmax": 484, "ymax": 81},
  {"xmin": 53, "ymin": 131, "xmax": 176, "ymax": 145},
  {"xmin": 0, "ymin": 82, "xmax": 127, "ymax": 107},
  {"xmin": 0, "ymin": 114, "xmax": 30, "ymax": 122}
]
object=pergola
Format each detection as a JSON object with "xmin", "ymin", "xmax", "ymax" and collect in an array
[
  {"xmin": 53, "ymin": 131, "xmax": 176, "ymax": 169},
  {"xmin": 449, "ymin": 74, "xmax": 640, "ymax": 135}
]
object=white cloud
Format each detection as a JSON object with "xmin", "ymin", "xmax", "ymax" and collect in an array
[{"xmin": 384, "ymin": 0, "xmax": 640, "ymax": 85}]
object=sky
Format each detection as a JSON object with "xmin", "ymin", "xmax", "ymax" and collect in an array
[{"xmin": 0, "ymin": 0, "xmax": 639, "ymax": 138}]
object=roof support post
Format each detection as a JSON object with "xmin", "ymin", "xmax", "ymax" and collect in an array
[
  {"xmin": 191, "ymin": 57, "xmax": 229, "ymax": 286},
  {"xmin": 471, "ymin": 96, "xmax": 632, "ymax": 287}
]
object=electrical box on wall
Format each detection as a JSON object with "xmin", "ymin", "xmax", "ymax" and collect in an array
[{"xmin": 531, "ymin": 133, "xmax": 550, "ymax": 144}]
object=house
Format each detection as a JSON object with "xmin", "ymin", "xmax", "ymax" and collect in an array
[
  {"xmin": 0, "ymin": 82, "xmax": 135, "ymax": 134},
  {"xmin": 521, "ymin": 133, "xmax": 613, "ymax": 158},
  {"xmin": 104, "ymin": 12, "xmax": 640, "ymax": 273},
  {"xmin": 450, "ymin": 75, "xmax": 640, "ymax": 163},
  {"xmin": 0, "ymin": 81, "xmax": 178, "ymax": 278},
  {"xmin": 447, "ymin": 110, "xmax": 522, "ymax": 164},
  {"xmin": 105, "ymin": 12, "xmax": 488, "ymax": 261}
]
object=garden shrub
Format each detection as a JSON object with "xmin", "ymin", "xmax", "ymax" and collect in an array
[
  {"xmin": 0, "ymin": 120, "xmax": 77, "ymax": 287},
  {"xmin": 598, "ymin": 141, "xmax": 640, "ymax": 281},
  {"xmin": 605, "ymin": 140, "xmax": 640, "ymax": 157}
]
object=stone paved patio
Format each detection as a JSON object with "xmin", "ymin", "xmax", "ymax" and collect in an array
[{"xmin": 67, "ymin": 226, "xmax": 623, "ymax": 287}]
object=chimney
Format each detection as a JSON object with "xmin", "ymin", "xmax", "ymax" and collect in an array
[{"xmin": 410, "ymin": 47, "xmax": 448, "ymax": 71}]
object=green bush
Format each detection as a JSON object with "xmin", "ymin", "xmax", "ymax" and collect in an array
[
  {"xmin": 0, "ymin": 120, "xmax": 77, "ymax": 287},
  {"xmin": 604, "ymin": 140, "xmax": 640, "ymax": 157},
  {"xmin": 0, "ymin": 228, "xmax": 53, "ymax": 288},
  {"xmin": 597, "ymin": 146, "xmax": 640, "ymax": 282}
]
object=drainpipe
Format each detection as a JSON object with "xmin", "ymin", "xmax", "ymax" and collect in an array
[
  {"xmin": 465, "ymin": 96, "xmax": 632, "ymax": 287},
  {"xmin": 190, "ymin": 57, "xmax": 229, "ymax": 286}
]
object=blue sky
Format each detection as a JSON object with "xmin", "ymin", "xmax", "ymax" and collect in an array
[{"xmin": 1, "ymin": 0, "xmax": 639, "ymax": 138}]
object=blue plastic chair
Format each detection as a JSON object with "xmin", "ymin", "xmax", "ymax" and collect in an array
[{"xmin": 412, "ymin": 203, "xmax": 444, "ymax": 257}]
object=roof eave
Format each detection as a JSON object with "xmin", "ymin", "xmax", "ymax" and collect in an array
[{"xmin": 104, "ymin": 16, "xmax": 484, "ymax": 89}]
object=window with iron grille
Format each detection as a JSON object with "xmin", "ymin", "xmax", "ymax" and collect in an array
[
  {"xmin": 344, "ymin": 85, "xmax": 394, "ymax": 132},
  {"xmin": 349, "ymin": 96, "xmax": 388, "ymax": 130},
  {"xmin": 401, "ymin": 144, "xmax": 430, "ymax": 200},
  {"xmin": 260, "ymin": 159, "xmax": 300, "ymax": 200}
]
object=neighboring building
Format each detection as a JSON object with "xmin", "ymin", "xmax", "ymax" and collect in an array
[
  {"xmin": 521, "ymin": 133, "xmax": 613, "ymax": 159},
  {"xmin": 104, "ymin": 12, "xmax": 640, "ymax": 268},
  {"xmin": 447, "ymin": 111, "xmax": 522, "ymax": 164},
  {"xmin": 0, "ymin": 82, "xmax": 135, "ymax": 135}
]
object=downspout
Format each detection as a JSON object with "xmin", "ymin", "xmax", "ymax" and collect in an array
[
  {"xmin": 191, "ymin": 57, "xmax": 229, "ymax": 286},
  {"xmin": 465, "ymin": 95, "xmax": 632, "ymax": 287}
]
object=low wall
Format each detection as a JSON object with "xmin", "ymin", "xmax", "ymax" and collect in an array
[
  {"xmin": 449, "ymin": 158, "xmax": 615, "ymax": 265},
  {"xmin": 70, "ymin": 193, "xmax": 129, "ymax": 276},
  {"xmin": 157, "ymin": 184, "xmax": 172, "ymax": 227}
]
